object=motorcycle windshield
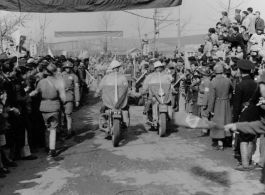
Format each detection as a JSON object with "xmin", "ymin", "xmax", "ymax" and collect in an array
[
  {"xmin": 102, "ymin": 85, "xmax": 128, "ymax": 110},
  {"xmin": 148, "ymin": 83, "xmax": 172, "ymax": 104}
]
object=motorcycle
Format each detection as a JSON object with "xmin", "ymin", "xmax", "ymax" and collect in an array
[
  {"xmin": 148, "ymin": 73, "xmax": 172, "ymax": 137},
  {"xmin": 98, "ymin": 73, "xmax": 130, "ymax": 147},
  {"xmin": 97, "ymin": 70, "xmax": 105, "ymax": 84}
]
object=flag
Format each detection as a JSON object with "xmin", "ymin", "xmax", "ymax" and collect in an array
[
  {"xmin": 48, "ymin": 47, "xmax": 54, "ymax": 57},
  {"xmin": 11, "ymin": 30, "xmax": 20, "ymax": 46},
  {"xmin": 173, "ymin": 112, "xmax": 223, "ymax": 131},
  {"xmin": 60, "ymin": 50, "xmax": 67, "ymax": 57},
  {"xmin": 0, "ymin": 53, "xmax": 8, "ymax": 60},
  {"xmin": 85, "ymin": 70, "xmax": 95, "ymax": 88}
]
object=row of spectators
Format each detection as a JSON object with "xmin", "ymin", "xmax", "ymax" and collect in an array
[{"xmin": 0, "ymin": 55, "xmax": 91, "ymax": 178}]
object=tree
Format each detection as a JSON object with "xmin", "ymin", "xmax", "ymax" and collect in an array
[
  {"xmin": 0, "ymin": 12, "xmax": 32, "ymax": 52},
  {"xmin": 153, "ymin": 8, "xmax": 174, "ymax": 55},
  {"xmin": 205, "ymin": 0, "xmax": 249, "ymax": 17},
  {"xmin": 96, "ymin": 12, "xmax": 115, "ymax": 54},
  {"xmin": 129, "ymin": 10, "xmax": 147, "ymax": 48},
  {"xmin": 37, "ymin": 14, "xmax": 52, "ymax": 56}
]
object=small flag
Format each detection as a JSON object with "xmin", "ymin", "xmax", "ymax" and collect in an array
[
  {"xmin": 48, "ymin": 47, "xmax": 54, "ymax": 57},
  {"xmin": 11, "ymin": 30, "xmax": 20, "ymax": 46},
  {"xmin": 60, "ymin": 50, "xmax": 67, "ymax": 57},
  {"xmin": 173, "ymin": 112, "xmax": 223, "ymax": 131}
]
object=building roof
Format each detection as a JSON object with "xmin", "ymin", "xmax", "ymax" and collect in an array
[{"xmin": 126, "ymin": 48, "xmax": 141, "ymax": 54}]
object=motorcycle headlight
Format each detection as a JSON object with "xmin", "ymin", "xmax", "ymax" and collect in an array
[{"xmin": 158, "ymin": 89, "xmax": 165, "ymax": 97}]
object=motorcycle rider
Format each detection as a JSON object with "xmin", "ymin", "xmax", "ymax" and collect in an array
[
  {"xmin": 94, "ymin": 60, "xmax": 129, "ymax": 132},
  {"xmin": 61, "ymin": 61, "xmax": 80, "ymax": 140},
  {"xmin": 142, "ymin": 61, "xmax": 172, "ymax": 118}
]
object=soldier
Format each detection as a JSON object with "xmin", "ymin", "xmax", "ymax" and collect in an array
[
  {"xmin": 196, "ymin": 66, "xmax": 211, "ymax": 136},
  {"xmin": 61, "ymin": 61, "xmax": 80, "ymax": 140},
  {"xmin": 29, "ymin": 64, "xmax": 66, "ymax": 157},
  {"xmin": 94, "ymin": 60, "xmax": 130, "ymax": 132},
  {"xmin": 207, "ymin": 64, "xmax": 233, "ymax": 151},
  {"xmin": 232, "ymin": 59, "xmax": 260, "ymax": 171}
]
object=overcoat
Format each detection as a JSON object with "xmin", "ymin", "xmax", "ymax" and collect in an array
[{"xmin": 208, "ymin": 75, "xmax": 233, "ymax": 139}]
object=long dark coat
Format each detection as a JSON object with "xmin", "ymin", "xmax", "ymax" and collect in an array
[{"xmin": 208, "ymin": 75, "xmax": 233, "ymax": 139}]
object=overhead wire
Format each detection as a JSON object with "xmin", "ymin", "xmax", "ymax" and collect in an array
[{"xmin": 123, "ymin": 10, "xmax": 179, "ymax": 22}]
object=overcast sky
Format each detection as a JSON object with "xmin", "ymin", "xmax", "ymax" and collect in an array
[{"xmin": 17, "ymin": 0, "xmax": 265, "ymax": 43}]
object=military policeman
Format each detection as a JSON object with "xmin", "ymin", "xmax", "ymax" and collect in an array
[
  {"xmin": 62, "ymin": 61, "xmax": 80, "ymax": 140},
  {"xmin": 197, "ymin": 66, "xmax": 211, "ymax": 136},
  {"xmin": 29, "ymin": 64, "xmax": 66, "ymax": 157},
  {"xmin": 232, "ymin": 59, "xmax": 260, "ymax": 171},
  {"xmin": 94, "ymin": 60, "xmax": 130, "ymax": 131}
]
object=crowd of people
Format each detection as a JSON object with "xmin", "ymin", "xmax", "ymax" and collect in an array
[
  {"xmin": 174, "ymin": 7, "xmax": 265, "ymax": 173},
  {"xmin": 1, "ymin": 5, "xmax": 265, "ymax": 185},
  {"xmin": 0, "ymin": 55, "xmax": 92, "ymax": 178}
]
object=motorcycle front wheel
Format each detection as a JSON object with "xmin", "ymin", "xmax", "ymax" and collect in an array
[
  {"xmin": 159, "ymin": 113, "xmax": 167, "ymax": 137},
  {"xmin": 112, "ymin": 119, "xmax": 120, "ymax": 147}
]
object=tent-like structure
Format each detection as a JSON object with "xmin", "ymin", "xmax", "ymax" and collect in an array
[{"xmin": 0, "ymin": 0, "xmax": 182, "ymax": 13}]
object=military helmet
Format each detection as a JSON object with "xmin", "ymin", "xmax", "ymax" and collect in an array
[
  {"xmin": 154, "ymin": 61, "xmax": 164, "ymax": 68},
  {"xmin": 62, "ymin": 60, "xmax": 73, "ymax": 68},
  {"xmin": 46, "ymin": 63, "xmax": 57, "ymax": 75},
  {"xmin": 196, "ymin": 66, "xmax": 210, "ymax": 76}
]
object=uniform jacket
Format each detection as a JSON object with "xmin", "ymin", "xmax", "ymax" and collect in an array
[
  {"xmin": 62, "ymin": 72, "xmax": 80, "ymax": 102},
  {"xmin": 208, "ymin": 75, "xmax": 233, "ymax": 138},
  {"xmin": 247, "ymin": 13, "xmax": 257, "ymax": 34},
  {"xmin": 256, "ymin": 17, "xmax": 265, "ymax": 33},
  {"xmin": 197, "ymin": 77, "xmax": 211, "ymax": 106},
  {"xmin": 233, "ymin": 75, "xmax": 259, "ymax": 123},
  {"xmin": 35, "ymin": 76, "xmax": 65, "ymax": 112}
]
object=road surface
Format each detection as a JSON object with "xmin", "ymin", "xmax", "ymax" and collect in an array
[{"xmin": 0, "ymin": 90, "xmax": 264, "ymax": 195}]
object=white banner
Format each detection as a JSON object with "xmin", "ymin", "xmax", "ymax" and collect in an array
[
  {"xmin": 11, "ymin": 30, "xmax": 20, "ymax": 46},
  {"xmin": 30, "ymin": 44, "xmax": 37, "ymax": 56},
  {"xmin": 143, "ymin": 44, "xmax": 149, "ymax": 56}
]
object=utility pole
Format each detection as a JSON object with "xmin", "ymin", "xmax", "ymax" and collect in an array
[
  {"xmin": 153, "ymin": 9, "xmax": 157, "ymax": 58},
  {"xmin": 178, "ymin": 6, "xmax": 181, "ymax": 49},
  {"xmin": 227, "ymin": 0, "xmax": 231, "ymax": 16}
]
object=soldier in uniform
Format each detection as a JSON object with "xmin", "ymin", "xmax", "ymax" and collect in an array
[
  {"xmin": 94, "ymin": 60, "xmax": 130, "ymax": 131},
  {"xmin": 207, "ymin": 64, "xmax": 233, "ymax": 151},
  {"xmin": 232, "ymin": 59, "xmax": 260, "ymax": 171},
  {"xmin": 29, "ymin": 64, "xmax": 66, "ymax": 157},
  {"xmin": 196, "ymin": 66, "xmax": 211, "ymax": 136},
  {"xmin": 61, "ymin": 61, "xmax": 80, "ymax": 140}
]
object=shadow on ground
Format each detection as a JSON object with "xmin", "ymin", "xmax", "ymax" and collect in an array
[
  {"xmin": 191, "ymin": 166, "xmax": 231, "ymax": 187},
  {"xmin": 119, "ymin": 124, "xmax": 148, "ymax": 147}
]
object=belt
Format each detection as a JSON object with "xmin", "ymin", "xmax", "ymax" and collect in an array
[
  {"xmin": 216, "ymin": 97, "xmax": 229, "ymax": 101},
  {"xmin": 42, "ymin": 99, "xmax": 60, "ymax": 102}
]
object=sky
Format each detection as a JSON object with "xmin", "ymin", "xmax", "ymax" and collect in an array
[{"xmin": 15, "ymin": 0, "xmax": 265, "ymax": 43}]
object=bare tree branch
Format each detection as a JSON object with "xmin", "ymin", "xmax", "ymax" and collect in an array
[{"xmin": 96, "ymin": 12, "xmax": 115, "ymax": 54}]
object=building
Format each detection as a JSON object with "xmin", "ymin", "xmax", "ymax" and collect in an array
[{"xmin": 126, "ymin": 48, "xmax": 141, "ymax": 58}]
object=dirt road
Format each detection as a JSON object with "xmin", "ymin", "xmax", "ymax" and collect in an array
[{"xmin": 0, "ymin": 90, "xmax": 264, "ymax": 195}]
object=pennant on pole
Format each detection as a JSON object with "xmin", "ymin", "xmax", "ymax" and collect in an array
[
  {"xmin": 60, "ymin": 50, "xmax": 67, "ymax": 57},
  {"xmin": 11, "ymin": 30, "xmax": 20, "ymax": 46},
  {"xmin": 48, "ymin": 47, "xmax": 54, "ymax": 57}
]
